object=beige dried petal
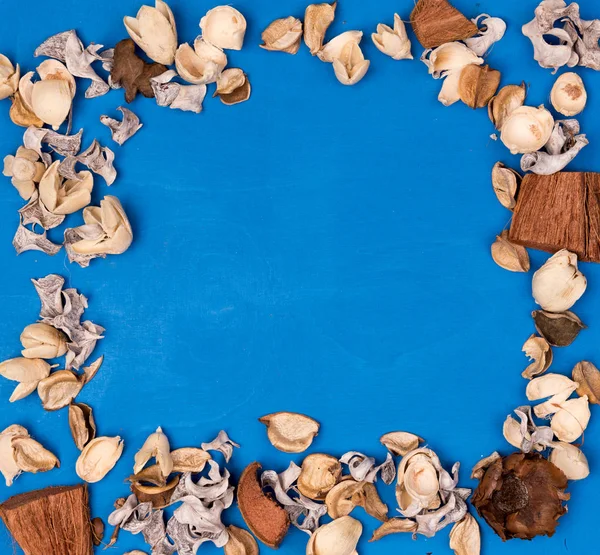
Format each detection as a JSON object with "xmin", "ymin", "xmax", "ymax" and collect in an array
[
  {"xmin": 36, "ymin": 59, "xmax": 76, "ymax": 97},
  {"xmin": 458, "ymin": 64, "xmax": 501, "ymax": 109},
  {"xmin": 491, "ymin": 162, "xmax": 521, "ymax": 210},
  {"xmin": 20, "ymin": 323, "xmax": 67, "ymax": 359},
  {"xmin": 304, "ymin": 2, "xmax": 337, "ymax": 55},
  {"xmin": 380, "ymin": 431, "xmax": 423, "ymax": 456},
  {"xmin": 318, "ymin": 31, "xmax": 363, "ymax": 62},
  {"xmin": 551, "ymin": 396, "xmax": 591, "ymax": 443},
  {"xmin": 370, "ymin": 517, "xmax": 417, "ymax": 541},
  {"xmin": 215, "ymin": 68, "xmax": 246, "ymax": 95},
  {"xmin": 332, "ymin": 41, "xmax": 370, "ymax": 86},
  {"xmin": 449, "ymin": 514, "xmax": 481, "ymax": 555},
  {"xmin": 127, "ymin": 464, "xmax": 167, "ymax": 487},
  {"xmin": 0, "ymin": 357, "xmax": 52, "ymax": 402},
  {"xmin": 259, "ymin": 412, "xmax": 320, "ymax": 453},
  {"xmin": 171, "ymin": 447, "xmax": 211, "ymax": 472},
  {"xmin": 76, "ymin": 436, "xmax": 124, "ymax": 483},
  {"xmin": 526, "ymin": 373, "xmax": 577, "ymax": 402},
  {"xmin": 306, "ymin": 515, "xmax": 362, "ymax": 555},
  {"xmin": 326, "ymin": 480, "xmax": 364, "ymax": 519},
  {"xmin": 200, "ymin": 6, "xmax": 247, "ymax": 51},
  {"xmin": 37, "ymin": 370, "xmax": 84, "ymax": 411},
  {"xmin": 10, "ymin": 92, "xmax": 44, "ymax": 128},
  {"xmin": 134, "ymin": 426, "xmax": 173, "ymax": 477},
  {"xmin": 403, "ymin": 457, "xmax": 439, "ymax": 504},
  {"xmin": 522, "ymin": 334, "xmax": 553, "ymax": 379},
  {"xmin": 421, "ymin": 42, "xmax": 483, "ymax": 77},
  {"xmin": 372, "ymin": 14, "xmax": 412, "ymax": 60},
  {"xmin": 298, "ymin": 453, "xmax": 342, "ymax": 500},
  {"xmin": 0, "ymin": 54, "xmax": 19, "ymax": 100},
  {"xmin": 548, "ymin": 441, "xmax": 589, "ymax": 480},
  {"xmin": 491, "ymin": 231, "xmax": 530, "ymax": 272},
  {"xmin": 261, "ymin": 17, "xmax": 303, "ymax": 54},
  {"xmin": 31, "ymin": 79, "xmax": 72, "ymax": 131},
  {"xmin": 0, "ymin": 425, "xmax": 29, "ymax": 486},
  {"xmin": 470, "ymin": 452, "xmax": 500, "ymax": 480},
  {"xmin": 69, "ymin": 402, "xmax": 96, "ymax": 450},
  {"xmin": 12, "ymin": 436, "xmax": 59, "ymax": 473},
  {"xmin": 500, "ymin": 105, "xmax": 554, "ymax": 155},
  {"xmin": 83, "ymin": 355, "xmax": 104, "ymax": 384},
  {"xmin": 551, "ymin": 72, "xmax": 587, "ymax": 117},
  {"xmin": 39, "ymin": 161, "xmax": 94, "ymax": 216},
  {"xmin": 572, "ymin": 361, "xmax": 600, "ymax": 405},
  {"xmin": 175, "ymin": 42, "xmax": 222, "ymax": 86},
  {"xmin": 224, "ymin": 525, "xmax": 259, "ymax": 555},
  {"xmin": 502, "ymin": 416, "xmax": 523, "ymax": 450},
  {"xmin": 488, "ymin": 83, "xmax": 527, "ymax": 130}
]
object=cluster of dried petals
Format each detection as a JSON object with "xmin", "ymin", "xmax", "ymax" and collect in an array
[
  {"xmin": 0, "ymin": 357, "xmax": 51, "ymax": 402},
  {"xmin": 124, "ymin": 0, "xmax": 177, "ymax": 65},
  {"xmin": 317, "ymin": 31, "xmax": 370, "ymax": 86},
  {"xmin": 304, "ymin": 3, "xmax": 336, "ymax": 55},
  {"xmin": 215, "ymin": 68, "xmax": 251, "ymax": 105},
  {"xmin": 491, "ymin": 231, "xmax": 530, "ymax": 273},
  {"xmin": 551, "ymin": 72, "xmax": 587, "ymax": 116},
  {"xmin": 372, "ymin": 14, "xmax": 413, "ymax": 60},
  {"xmin": 340, "ymin": 451, "xmax": 395, "ymax": 484},
  {"xmin": 500, "ymin": 105, "xmax": 554, "ymax": 154},
  {"xmin": 526, "ymin": 373, "xmax": 578, "ymax": 418},
  {"xmin": 0, "ymin": 425, "xmax": 59, "ymax": 486},
  {"xmin": 522, "ymin": 334, "xmax": 552, "ymax": 379},
  {"xmin": 76, "ymin": 436, "xmax": 124, "ymax": 483},
  {"xmin": 175, "ymin": 38, "xmax": 227, "ymax": 85},
  {"xmin": 100, "ymin": 107, "xmax": 143, "ymax": 146},
  {"xmin": 38, "ymin": 160, "xmax": 93, "ymax": 215},
  {"xmin": 134, "ymin": 427, "xmax": 173, "ymax": 477},
  {"xmin": 0, "ymin": 53, "xmax": 19, "ymax": 100},
  {"xmin": 261, "ymin": 17, "xmax": 303, "ymax": 54},
  {"xmin": 3, "ymin": 147, "xmax": 46, "ymax": 200},
  {"xmin": 298, "ymin": 453, "xmax": 342, "ymax": 500},
  {"xmin": 306, "ymin": 516, "xmax": 362, "ymax": 555},
  {"xmin": 200, "ymin": 6, "xmax": 247, "ymax": 51},
  {"xmin": 325, "ymin": 480, "xmax": 388, "ymax": 521},
  {"xmin": 259, "ymin": 412, "xmax": 320, "ymax": 453},
  {"xmin": 151, "ymin": 70, "xmax": 207, "ymax": 113}
]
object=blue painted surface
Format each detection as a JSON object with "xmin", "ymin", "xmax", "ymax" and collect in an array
[{"xmin": 0, "ymin": 0, "xmax": 598, "ymax": 553}]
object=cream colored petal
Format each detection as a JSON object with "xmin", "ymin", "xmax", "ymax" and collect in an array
[
  {"xmin": 134, "ymin": 426, "xmax": 173, "ymax": 477},
  {"xmin": 551, "ymin": 396, "xmax": 591, "ymax": 443},
  {"xmin": 38, "ymin": 161, "xmax": 62, "ymax": 212},
  {"xmin": 449, "ymin": 514, "xmax": 481, "ymax": 555},
  {"xmin": 438, "ymin": 70, "xmax": 462, "ymax": 106},
  {"xmin": 317, "ymin": 31, "xmax": 363, "ymax": 62},
  {"xmin": 21, "ymin": 323, "xmax": 67, "ymax": 359},
  {"xmin": 260, "ymin": 17, "xmax": 303, "ymax": 53},
  {"xmin": 548, "ymin": 442, "xmax": 589, "ymax": 480},
  {"xmin": 36, "ymin": 59, "xmax": 76, "ymax": 97},
  {"xmin": 200, "ymin": 6, "xmax": 247, "ymax": 51},
  {"xmin": 0, "ymin": 357, "xmax": 51, "ymax": 384},
  {"xmin": 194, "ymin": 37, "xmax": 228, "ymax": 71},
  {"xmin": 215, "ymin": 68, "xmax": 246, "ymax": 95},
  {"xmin": 551, "ymin": 72, "xmax": 587, "ymax": 117},
  {"xmin": 380, "ymin": 431, "xmax": 423, "ymax": 456},
  {"xmin": 332, "ymin": 42, "xmax": 370, "ymax": 86},
  {"xmin": 307, "ymin": 516, "xmax": 362, "ymax": 555},
  {"xmin": 224, "ymin": 525, "xmax": 259, "ymax": 555},
  {"xmin": 31, "ymin": 79, "xmax": 72, "ymax": 131},
  {"xmin": 422, "ymin": 42, "xmax": 483, "ymax": 77},
  {"xmin": 259, "ymin": 412, "xmax": 320, "ymax": 453},
  {"xmin": 372, "ymin": 14, "xmax": 412, "ymax": 60},
  {"xmin": 12, "ymin": 436, "xmax": 59, "ymax": 473},
  {"xmin": 298, "ymin": 453, "xmax": 342, "ymax": 500},
  {"xmin": 500, "ymin": 105, "xmax": 555, "ymax": 154},
  {"xmin": 175, "ymin": 43, "xmax": 221, "ymax": 85},
  {"xmin": 304, "ymin": 2, "xmax": 337, "ymax": 55},
  {"xmin": 0, "ymin": 425, "xmax": 29, "ymax": 486},
  {"xmin": 526, "ymin": 373, "xmax": 578, "ymax": 401},
  {"xmin": 171, "ymin": 447, "xmax": 211, "ymax": 472},
  {"xmin": 37, "ymin": 370, "xmax": 84, "ymax": 411},
  {"xmin": 76, "ymin": 436, "xmax": 124, "ymax": 483},
  {"xmin": 125, "ymin": 3, "xmax": 177, "ymax": 64}
]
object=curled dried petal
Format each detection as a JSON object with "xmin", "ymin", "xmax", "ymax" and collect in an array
[
  {"xmin": 464, "ymin": 14, "xmax": 506, "ymax": 56},
  {"xmin": 380, "ymin": 431, "xmax": 423, "ymax": 456},
  {"xmin": 261, "ymin": 17, "xmax": 303, "ymax": 54},
  {"xmin": 224, "ymin": 525, "xmax": 259, "ymax": 555},
  {"xmin": 37, "ymin": 370, "xmax": 84, "ymax": 411},
  {"xmin": 304, "ymin": 2, "xmax": 337, "ymax": 55},
  {"xmin": 522, "ymin": 334, "xmax": 553, "ymax": 379},
  {"xmin": 491, "ymin": 162, "xmax": 521, "ymax": 210},
  {"xmin": 298, "ymin": 453, "xmax": 342, "ymax": 500},
  {"xmin": 259, "ymin": 412, "xmax": 320, "ymax": 453},
  {"xmin": 370, "ymin": 517, "xmax": 417, "ymax": 542},
  {"xmin": 134, "ymin": 426, "xmax": 173, "ymax": 477},
  {"xmin": 12, "ymin": 436, "xmax": 59, "ymax": 473},
  {"xmin": 69, "ymin": 402, "xmax": 96, "ymax": 450},
  {"xmin": 100, "ymin": 107, "xmax": 143, "ymax": 146},
  {"xmin": 76, "ymin": 436, "xmax": 124, "ymax": 483},
  {"xmin": 491, "ymin": 231, "xmax": 530, "ymax": 272},
  {"xmin": 449, "ymin": 513, "xmax": 481, "ymax": 555}
]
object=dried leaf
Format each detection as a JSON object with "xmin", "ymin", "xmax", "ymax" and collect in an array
[
  {"xmin": 259, "ymin": 412, "xmax": 320, "ymax": 453},
  {"xmin": 572, "ymin": 360, "xmax": 600, "ymax": 405},
  {"xmin": 100, "ymin": 107, "xmax": 143, "ymax": 146},
  {"xmin": 533, "ymin": 310, "xmax": 585, "ymax": 347},
  {"xmin": 83, "ymin": 355, "xmax": 103, "ymax": 384},
  {"xmin": 491, "ymin": 231, "xmax": 530, "ymax": 272},
  {"xmin": 12, "ymin": 436, "xmax": 59, "ymax": 473},
  {"xmin": 380, "ymin": 431, "xmax": 424, "ymax": 456},
  {"xmin": 449, "ymin": 513, "xmax": 481, "ymax": 555},
  {"xmin": 201, "ymin": 430, "xmax": 239, "ymax": 463},
  {"xmin": 488, "ymin": 84, "xmax": 527, "ymax": 130},
  {"xmin": 298, "ymin": 453, "xmax": 342, "ymax": 500},
  {"xmin": 76, "ymin": 436, "xmax": 124, "ymax": 483},
  {"xmin": 491, "ymin": 162, "xmax": 521, "ymax": 210},
  {"xmin": 370, "ymin": 517, "xmax": 417, "ymax": 541},
  {"xmin": 37, "ymin": 369, "xmax": 84, "ymax": 411},
  {"xmin": 224, "ymin": 525, "xmax": 259, "ymax": 555},
  {"xmin": 261, "ymin": 17, "xmax": 303, "ymax": 54},
  {"xmin": 522, "ymin": 334, "xmax": 553, "ymax": 379},
  {"xmin": 134, "ymin": 427, "xmax": 173, "ymax": 477},
  {"xmin": 458, "ymin": 64, "xmax": 501, "ymax": 109},
  {"xmin": 69, "ymin": 402, "xmax": 96, "ymax": 450},
  {"xmin": 304, "ymin": 3, "xmax": 337, "ymax": 55},
  {"xmin": 13, "ymin": 224, "xmax": 62, "ymax": 256}
]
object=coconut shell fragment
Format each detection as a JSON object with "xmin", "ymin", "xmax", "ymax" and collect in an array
[
  {"xmin": 237, "ymin": 462, "xmax": 290, "ymax": 548},
  {"xmin": 410, "ymin": 0, "xmax": 478, "ymax": 49}
]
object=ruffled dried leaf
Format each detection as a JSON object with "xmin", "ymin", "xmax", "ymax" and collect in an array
[
  {"xmin": 201, "ymin": 430, "xmax": 239, "ymax": 462},
  {"xmin": 488, "ymin": 83, "xmax": 527, "ymax": 130},
  {"xmin": 522, "ymin": 334, "xmax": 552, "ymax": 379},
  {"xmin": 261, "ymin": 17, "xmax": 303, "ymax": 54},
  {"xmin": 100, "ymin": 107, "xmax": 143, "ymax": 146},
  {"xmin": 304, "ymin": 3, "xmax": 336, "ymax": 55},
  {"xmin": 548, "ymin": 441, "xmax": 589, "ymax": 480},
  {"xmin": 491, "ymin": 162, "xmax": 521, "ymax": 210},
  {"xmin": 37, "ymin": 370, "xmax": 84, "ymax": 411},
  {"xmin": 521, "ymin": 133, "xmax": 588, "ymax": 175},
  {"xmin": 306, "ymin": 515, "xmax": 362, "ymax": 555},
  {"xmin": 134, "ymin": 426, "xmax": 173, "ymax": 477},
  {"xmin": 380, "ymin": 431, "xmax": 423, "ymax": 456},
  {"xmin": 533, "ymin": 310, "xmax": 585, "ymax": 347},
  {"xmin": 332, "ymin": 41, "xmax": 370, "ymax": 86},
  {"xmin": 150, "ymin": 70, "xmax": 207, "ymax": 113},
  {"xmin": 503, "ymin": 406, "xmax": 554, "ymax": 453},
  {"xmin": 471, "ymin": 452, "xmax": 500, "ymax": 480},
  {"xmin": 491, "ymin": 231, "xmax": 530, "ymax": 272},
  {"xmin": 369, "ymin": 517, "xmax": 417, "ymax": 542},
  {"xmin": 13, "ymin": 224, "xmax": 62, "ymax": 256},
  {"xmin": 224, "ymin": 525, "xmax": 259, "ymax": 555},
  {"xmin": 464, "ymin": 15, "xmax": 506, "ymax": 56},
  {"xmin": 171, "ymin": 447, "xmax": 211, "ymax": 472},
  {"xmin": 458, "ymin": 64, "xmax": 501, "ymax": 109},
  {"xmin": 131, "ymin": 476, "xmax": 180, "ymax": 509},
  {"xmin": 76, "ymin": 435, "xmax": 124, "ymax": 483},
  {"xmin": 69, "ymin": 402, "xmax": 96, "ymax": 450},
  {"xmin": 572, "ymin": 360, "xmax": 600, "ymax": 405},
  {"xmin": 12, "ymin": 436, "xmax": 59, "ymax": 473},
  {"xmin": 449, "ymin": 513, "xmax": 480, "ymax": 555},
  {"xmin": 298, "ymin": 453, "xmax": 342, "ymax": 500},
  {"xmin": 91, "ymin": 517, "xmax": 105, "ymax": 546},
  {"xmin": 259, "ymin": 411, "xmax": 320, "ymax": 453}
]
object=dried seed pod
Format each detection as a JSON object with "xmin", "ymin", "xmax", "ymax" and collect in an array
[
  {"xmin": 134, "ymin": 426, "xmax": 173, "ymax": 477},
  {"xmin": 470, "ymin": 452, "xmax": 501, "ymax": 480},
  {"xmin": 522, "ymin": 335, "xmax": 552, "ymax": 379},
  {"xmin": 260, "ymin": 17, "xmax": 303, "ymax": 54},
  {"xmin": 200, "ymin": 6, "xmax": 247, "ymax": 51},
  {"xmin": 500, "ymin": 106, "xmax": 554, "ymax": 154},
  {"xmin": 238, "ymin": 462, "xmax": 290, "ymax": 548},
  {"xmin": 131, "ymin": 475, "xmax": 179, "ymax": 508},
  {"xmin": 332, "ymin": 41, "xmax": 370, "ymax": 86},
  {"xmin": 491, "ymin": 162, "xmax": 521, "ymax": 210},
  {"xmin": 532, "ymin": 310, "xmax": 585, "ymax": 347},
  {"xmin": 551, "ymin": 72, "xmax": 587, "ymax": 117},
  {"xmin": 38, "ymin": 161, "xmax": 94, "ymax": 216},
  {"xmin": 550, "ymin": 396, "xmax": 590, "ymax": 443},
  {"xmin": 91, "ymin": 517, "xmax": 104, "ymax": 546},
  {"xmin": 458, "ymin": 64, "xmax": 501, "ymax": 109},
  {"xmin": 325, "ymin": 480, "xmax": 388, "ymax": 521},
  {"xmin": 488, "ymin": 83, "xmax": 527, "ymax": 130},
  {"xmin": 491, "ymin": 231, "xmax": 530, "ymax": 272},
  {"xmin": 3, "ymin": 147, "xmax": 46, "ymax": 200},
  {"xmin": 69, "ymin": 402, "xmax": 96, "ymax": 450},
  {"xmin": 0, "ymin": 53, "xmax": 19, "ymax": 99},
  {"xmin": 76, "ymin": 436, "xmax": 124, "ymax": 483},
  {"xmin": 31, "ymin": 78, "xmax": 73, "ymax": 131},
  {"xmin": 20, "ymin": 323, "xmax": 67, "ymax": 359},
  {"xmin": 171, "ymin": 447, "xmax": 211, "ymax": 472},
  {"xmin": 306, "ymin": 515, "xmax": 362, "ymax": 555},
  {"xmin": 572, "ymin": 361, "xmax": 600, "ymax": 405},
  {"xmin": 10, "ymin": 92, "xmax": 43, "ymax": 128},
  {"xmin": 259, "ymin": 412, "xmax": 320, "ymax": 453},
  {"xmin": 215, "ymin": 69, "xmax": 251, "ymax": 105},
  {"xmin": 380, "ymin": 431, "xmax": 423, "ymax": 456},
  {"xmin": 37, "ymin": 370, "xmax": 84, "ymax": 411},
  {"xmin": 372, "ymin": 14, "xmax": 412, "ymax": 60},
  {"xmin": 0, "ymin": 357, "xmax": 52, "ymax": 403},
  {"xmin": 532, "ymin": 250, "xmax": 586, "ymax": 313},
  {"xmin": 464, "ymin": 14, "xmax": 506, "ymax": 56},
  {"xmin": 298, "ymin": 453, "xmax": 342, "ymax": 500},
  {"xmin": 224, "ymin": 525, "xmax": 259, "ymax": 555},
  {"xmin": 304, "ymin": 2, "xmax": 337, "ymax": 55},
  {"xmin": 526, "ymin": 373, "xmax": 576, "ymax": 401},
  {"xmin": 11, "ymin": 436, "xmax": 59, "ymax": 473},
  {"xmin": 449, "ymin": 513, "xmax": 480, "ymax": 555},
  {"xmin": 0, "ymin": 425, "xmax": 29, "ymax": 486},
  {"xmin": 548, "ymin": 442, "xmax": 589, "ymax": 480},
  {"xmin": 370, "ymin": 517, "xmax": 417, "ymax": 541},
  {"xmin": 422, "ymin": 42, "xmax": 482, "ymax": 77},
  {"xmin": 318, "ymin": 31, "xmax": 363, "ymax": 63},
  {"xmin": 175, "ymin": 40, "xmax": 226, "ymax": 86}
]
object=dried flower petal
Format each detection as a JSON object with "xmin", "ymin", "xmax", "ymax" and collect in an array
[
  {"xmin": 261, "ymin": 17, "xmax": 303, "ymax": 54},
  {"xmin": 471, "ymin": 452, "xmax": 500, "ymax": 480},
  {"xmin": 488, "ymin": 84, "xmax": 527, "ymax": 130},
  {"xmin": 491, "ymin": 162, "xmax": 521, "ymax": 210},
  {"xmin": 201, "ymin": 430, "xmax": 239, "ymax": 462},
  {"xmin": 76, "ymin": 436, "xmax": 124, "ymax": 483},
  {"xmin": 464, "ymin": 14, "xmax": 506, "ymax": 56},
  {"xmin": 522, "ymin": 334, "xmax": 553, "ymax": 379},
  {"xmin": 548, "ymin": 441, "xmax": 589, "ymax": 480},
  {"xmin": 304, "ymin": 3, "xmax": 336, "ymax": 55},
  {"xmin": 532, "ymin": 309, "xmax": 585, "ymax": 347},
  {"xmin": 11, "ymin": 436, "xmax": 59, "ymax": 473},
  {"xmin": 215, "ymin": 69, "xmax": 251, "ymax": 105},
  {"xmin": 76, "ymin": 140, "xmax": 116, "ymax": 186},
  {"xmin": 372, "ymin": 14, "xmax": 413, "ymax": 60},
  {"xmin": 298, "ymin": 453, "xmax": 342, "ymax": 500},
  {"xmin": 131, "ymin": 476, "xmax": 179, "ymax": 508},
  {"xmin": 134, "ymin": 427, "xmax": 173, "ymax": 477},
  {"xmin": 0, "ymin": 357, "xmax": 52, "ymax": 402},
  {"xmin": 0, "ymin": 425, "xmax": 29, "ymax": 486},
  {"xmin": 380, "ymin": 431, "xmax": 423, "ymax": 456},
  {"xmin": 39, "ymin": 161, "xmax": 94, "ymax": 215},
  {"xmin": 306, "ymin": 515, "xmax": 362, "ymax": 555},
  {"xmin": 259, "ymin": 412, "xmax": 320, "ymax": 453},
  {"xmin": 224, "ymin": 525, "xmax": 259, "ymax": 555},
  {"xmin": 100, "ymin": 107, "xmax": 142, "ymax": 146},
  {"xmin": 37, "ymin": 369, "xmax": 84, "ymax": 411},
  {"xmin": 550, "ymin": 395, "xmax": 590, "ymax": 443},
  {"xmin": 69, "ymin": 402, "xmax": 96, "ymax": 450},
  {"xmin": 332, "ymin": 41, "xmax": 370, "ymax": 86},
  {"xmin": 170, "ymin": 447, "xmax": 211, "ymax": 472},
  {"xmin": 370, "ymin": 517, "xmax": 417, "ymax": 541},
  {"xmin": 325, "ymin": 480, "xmax": 388, "ymax": 521},
  {"xmin": 491, "ymin": 231, "xmax": 530, "ymax": 272},
  {"xmin": 449, "ymin": 513, "xmax": 481, "ymax": 555},
  {"xmin": 572, "ymin": 360, "xmax": 600, "ymax": 405},
  {"xmin": 200, "ymin": 6, "xmax": 247, "ymax": 51}
]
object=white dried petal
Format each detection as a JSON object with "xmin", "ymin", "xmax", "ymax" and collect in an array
[
  {"xmin": 332, "ymin": 41, "xmax": 370, "ymax": 86},
  {"xmin": 21, "ymin": 323, "xmax": 67, "ymax": 359},
  {"xmin": 259, "ymin": 412, "xmax": 320, "ymax": 453},
  {"xmin": 36, "ymin": 59, "xmax": 76, "ymax": 97},
  {"xmin": 306, "ymin": 515, "xmax": 362, "ymax": 555},
  {"xmin": 100, "ymin": 107, "xmax": 143, "ymax": 146},
  {"xmin": 522, "ymin": 334, "xmax": 553, "ymax": 379},
  {"xmin": 372, "ymin": 14, "xmax": 412, "ymax": 60},
  {"xmin": 318, "ymin": 31, "xmax": 363, "ymax": 62},
  {"xmin": 449, "ymin": 513, "xmax": 481, "ymax": 555},
  {"xmin": 521, "ymin": 134, "xmax": 588, "ymax": 175},
  {"xmin": 548, "ymin": 441, "xmax": 589, "ymax": 480},
  {"xmin": 0, "ymin": 425, "xmax": 29, "ymax": 486},
  {"xmin": 64, "ymin": 32, "xmax": 110, "ymax": 98},
  {"xmin": 532, "ymin": 249, "xmax": 586, "ymax": 313},
  {"xmin": 464, "ymin": 14, "xmax": 506, "ymax": 56},
  {"xmin": 134, "ymin": 426, "xmax": 173, "ymax": 477},
  {"xmin": 201, "ymin": 430, "xmax": 239, "ymax": 462},
  {"xmin": 500, "ymin": 105, "xmax": 554, "ymax": 154},
  {"xmin": 380, "ymin": 431, "xmax": 423, "ymax": 456},
  {"xmin": 551, "ymin": 72, "xmax": 587, "ymax": 116},
  {"xmin": 200, "ymin": 6, "xmax": 247, "ymax": 51},
  {"xmin": 551, "ymin": 395, "xmax": 591, "ymax": 443},
  {"xmin": 76, "ymin": 435, "xmax": 124, "ymax": 482}
]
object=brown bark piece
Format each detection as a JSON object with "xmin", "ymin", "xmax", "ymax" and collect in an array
[
  {"xmin": 0, "ymin": 484, "xmax": 93, "ymax": 555},
  {"xmin": 509, "ymin": 172, "xmax": 600, "ymax": 263},
  {"xmin": 410, "ymin": 0, "xmax": 478, "ymax": 48},
  {"xmin": 237, "ymin": 462, "xmax": 290, "ymax": 549}
]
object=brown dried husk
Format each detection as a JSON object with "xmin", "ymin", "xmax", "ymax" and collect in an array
[
  {"xmin": 0, "ymin": 484, "xmax": 93, "ymax": 555},
  {"xmin": 410, "ymin": 0, "xmax": 478, "ymax": 48},
  {"xmin": 458, "ymin": 64, "xmax": 501, "ymax": 109},
  {"xmin": 572, "ymin": 361, "xmax": 600, "ymax": 404},
  {"xmin": 532, "ymin": 310, "xmax": 586, "ymax": 347},
  {"xmin": 131, "ymin": 476, "xmax": 179, "ymax": 509}
]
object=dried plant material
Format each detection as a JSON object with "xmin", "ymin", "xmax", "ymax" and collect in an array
[
  {"xmin": 503, "ymin": 406, "xmax": 554, "ymax": 453},
  {"xmin": 13, "ymin": 224, "xmax": 62, "ymax": 257},
  {"xmin": 572, "ymin": 361, "xmax": 600, "ymax": 405},
  {"xmin": 3, "ymin": 147, "xmax": 45, "ymax": 200},
  {"xmin": 500, "ymin": 106, "xmax": 554, "ymax": 154},
  {"xmin": 396, "ymin": 449, "xmax": 440, "ymax": 513},
  {"xmin": 100, "ymin": 107, "xmax": 142, "ymax": 146},
  {"xmin": 340, "ymin": 451, "xmax": 395, "ymax": 484},
  {"xmin": 470, "ymin": 452, "xmax": 501, "ymax": 480},
  {"xmin": 551, "ymin": 395, "xmax": 590, "ymax": 443},
  {"xmin": 548, "ymin": 441, "xmax": 589, "ymax": 480},
  {"xmin": 201, "ymin": 430, "xmax": 239, "ymax": 462},
  {"xmin": 380, "ymin": 431, "xmax": 423, "ymax": 456},
  {"xmin": 491, "ymin": 231, "xmax": 530, "ymax": 273},
  {"xmin": 32, "ymin": 274, "xmax": 105, "ymax": 370},
  {"xmin": 37, "ymin": 370, "xmax": 84, "ymax": 411},
  {"xmin": 76, "ymin": 140, "xmax": 116, "ymax": 185},
  {"xmin": 10, "ymin": 92, "xmax": 43, "ymax": 128},
  {"xmin": 91, "ymin": 516, "xmax": 104, "ymax": 546},
  {"xmin": 332, "ymin": 41, "xmax": 370, "ymax": 86},
  {"xmin": 458, "ymin": 64, "xmax": 500, "ymax": 109},
  {"xmin": 216, "ymin": 69, "xmax": 251, "ymax": 105},
  {"xmin": 298, "ymin": 453, "xmax": 342, "ymax": 500},
  {"xmin": 261, "ymin": 17, "xmax": 303, "ymax": 54},
  {"xmin": 124, "ymin": 0, "xmax": 177, "ymax": 65},
  {"xmin": 372, "ymin": 14, "xmax": 412, "ymax": 60},
  {"xmin": 19, "ymin": 191, "xmax": 64, "ymax": 232},
  {"xmin": 170, "ymin": 447, "xmax": 211, "ymax": 472},
  {"xmin": 370, "ymin": 517, "xmax": 417, "ymax": 541},
  {"xmin": 150, "ymin": 70, "xmax": 207, "ymax": 113},
  {"xmin": 410, "ymin": 0, "xmax": 478, "ymax": 48},
  {"xmin": 491, "ymin": 162, "xmax": 521, "ymax": 210},
  {"xmin": 224, "ymin": 525, "xmax": 259, "ymax": 555},
  {"xmin": 0, "ymin": 357, "xmax": 51, "ymax": 402},
  {"xmin": 20, "ymin": 322, "xmax": 66, "ymax": 359},
  {"xmin": 238, "ymin": 462, "xmax": 290, "ymax": 548},
  {"xmin": 527, "ymin": 373, "xmax": 577, "ymax": 418},
  {"xmin": 532, "ymin": 250, "xmax": 586, "ymax": 313},
  {"xmin": 449, "ymin": 514, "xmax": 480, "ymax": 555},
  {"xmin": 521, "ymin": 135, "xmax": 588, "ymax": 175},
  {"xmin": 111, "ymin": 39, "xmax": 168, "ymax": 103},
  {"xmin": 307, "ymin": 515, "xmax": 362, "ymax": 555},
  {"xmin": 259, "ymin": 412, "xmax": 320, "ymax": 453},
  {"xmin": 533, "ymin": 310, "xmax": 585, "ymax": 347},
  {"xmin": 464, "ymin": 14, "xmax": 506, "ymax": 56},
  {"xmin": 131, "ymin": 476, "xmax": 179, "ymax": 508},
  {"xmin": 422, "ymin": 42, "xmax": 483, "ymax": 77},
  {"xmin": 76, "ymin": 436, "xmax": 124, "ymax": 483},
  {"xmin": 0, "ymin": 426, "xmax": 29, "ymax": 485},
  {"xmin": 325, "ymin": 480, "xmax": 388, "ymax": 521},
  {"xmin": 200, "ymin": 6, "xmax": 247, "ymax": 51},
  {"xmin": 12, "ymin": 436, "xmax": 59, "ymax": 473},
  {"xmin": 69, "ymin": 402, "xmax": 96, "ymax": 450},
  {"xmin": 39, "ymin": 161, "xmax": 93, "ymax": 215},
  {"xmin": 65, "ymin": 195, "xmax": 133, "ymax": 267},
  {"xmin": 544, "ymin": 119, "xmax": 581, "ymax": 156},
  {"xmin": 304, "ymin": 3, "xmax": 336, "ymax": 55},
  {"xmin": 522, "ymin": 334, "xmax": 553, "ymax": 379},
  {"xmin": 488, "ymin": 84, "xmax": 527, "ymax": 131},
  {"xmin": 472, "ymin": 452, "xmax": 568, "ymax": 540},
  {"xmin": 551, "ymin": 72, "xmax": 586, "ymax": 116},
  {"xmin": 82, "ymin": 355, "xmax": 103, "ymax": 385},
  {"xmin": 23, "ymin": 126, "xmax": 83, "ymax": 163},
  {"xmin": 175, "ymin": 40, "xmax": 226, "ymax": 86},
  {"xmin": 134, "ymin": 427, "xmax": 173, "ymax": 477},
  {"xmin": 317, "ymin": 31, "xmax": 363, "ymax": 63},
  {"xmin": 0, "ymin": 53, "xmax": 19, "ymax": 99},
  {"xmin": 128, "ymin": 464, "xmax": 167, "ymax": 487}
]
